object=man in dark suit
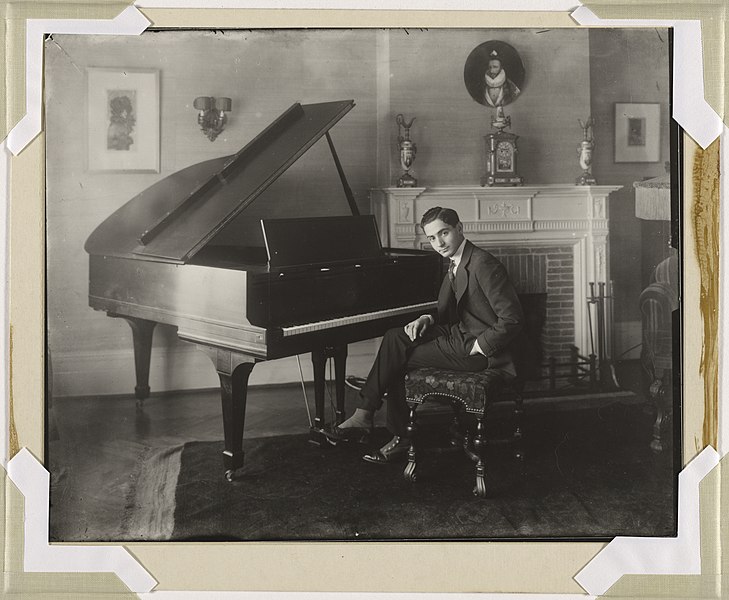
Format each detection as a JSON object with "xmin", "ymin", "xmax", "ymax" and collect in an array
[{"xmin": 331, "ymin": 206, "xmax": 524, "ymax": 463}]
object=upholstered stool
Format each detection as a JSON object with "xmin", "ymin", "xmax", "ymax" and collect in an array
[{"xmin": 403, "ymin": 366, "xmax": 524, "ymax": 497}]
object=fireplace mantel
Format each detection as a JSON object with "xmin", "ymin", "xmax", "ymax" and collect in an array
[{"xmin": 370, "ymin": 184, "xmax": 622, "ymax": 357}]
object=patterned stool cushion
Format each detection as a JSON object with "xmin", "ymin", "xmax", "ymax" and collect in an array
[{"xmin": 404, "ymin": 367, "xmax": 509, "ymax": 414}]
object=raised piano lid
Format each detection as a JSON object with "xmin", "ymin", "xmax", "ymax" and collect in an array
[{"xmin": 84, "ymin": 100, "xmax": 356, "ymax": 264}]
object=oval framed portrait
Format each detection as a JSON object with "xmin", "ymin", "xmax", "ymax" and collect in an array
[{"xmin": 464, "ymin": 40, "xmax": 526, "ymax": 108}]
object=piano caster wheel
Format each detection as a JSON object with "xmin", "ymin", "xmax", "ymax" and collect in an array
[
  {"xmin": 224, "ymin": 469, "xmax": 235, "ymax": 482},
  {"xmin": 403, "ymin": 462, "xmax": 417, "ymax": 482}
]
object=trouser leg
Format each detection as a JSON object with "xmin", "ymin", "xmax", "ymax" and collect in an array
[{"xmin": 359, "ymin": 327, "xmax": 419, "ymax": 412}]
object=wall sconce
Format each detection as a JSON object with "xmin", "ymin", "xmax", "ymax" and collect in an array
[{"xmin": 193, "ymin": 96, "xmax": 232, "ymax": 142}]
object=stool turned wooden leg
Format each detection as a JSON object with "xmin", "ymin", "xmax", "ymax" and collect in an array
[
  {"xmin": 473, "ymin": 415, "xmax": 487, "ymax": 498},
  {"xmin": 448, "ymin": 402, "xmax": 465, "ymax": 448},
  {"xmin": 403, "ymin": 403, "xmax": 418, "ymax": 482}
]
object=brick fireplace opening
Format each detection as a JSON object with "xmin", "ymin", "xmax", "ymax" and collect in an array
[{"xmin": 488, "ymin": 245, "xmax": 575, "ymax": 363}]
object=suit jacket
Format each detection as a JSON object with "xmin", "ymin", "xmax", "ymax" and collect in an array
[{"xmin": 435, "ymin": 240, "xmax": 524, "ymax": 374}]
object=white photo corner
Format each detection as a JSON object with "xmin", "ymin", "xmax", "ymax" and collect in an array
[
  {"xmin": 86, "ymin": 67, "xmax": 160, "ymax": 173},
  {"xmin": 614, "ymin": 102, "xmax": 660, "ymax": 163}
]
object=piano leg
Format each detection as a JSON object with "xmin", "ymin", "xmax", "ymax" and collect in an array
[
  {"xmin": 309, "ymin": 345, "xmax": 348, "ymax": 445},
  {"xmin": 332, "ymin": 345, "xmax": 347, "ymax": 426},
  {"xmin": 195, "ymin": 345, "xmax": 256, "ymax": 481},
  {"xmin": 218, "ymin": 361, "xmax": 255, "ymax": 482},
  {"xmin": 116, "ymin": 315, "xmax": 156, "ymax": 405},
  {"xmin": 310, "ymin": 349, "xmax": 328, "ymax": 445}
]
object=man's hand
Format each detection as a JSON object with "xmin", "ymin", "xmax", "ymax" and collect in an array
[{"xmin": 404, "ymin": 315, "xmax": 431, "ymax": 341}]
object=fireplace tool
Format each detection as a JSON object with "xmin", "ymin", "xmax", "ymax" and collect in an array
[{"xmin": 586, "ymin": 282, "xmax": 620, "ymax": 389}]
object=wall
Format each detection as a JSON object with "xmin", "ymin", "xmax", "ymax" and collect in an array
[{"xmin": 588, "ymin": 28, "xmax": 671, "ymax": 356}]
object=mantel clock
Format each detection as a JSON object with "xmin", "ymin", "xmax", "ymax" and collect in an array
[{"xmin": 482, "ymin": 131, "xmax": 523, "ymax": 187}]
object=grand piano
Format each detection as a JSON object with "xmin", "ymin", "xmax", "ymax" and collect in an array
[{"xmin": 85, "ymin": 100, "xmax": 442, "ymax": 480}]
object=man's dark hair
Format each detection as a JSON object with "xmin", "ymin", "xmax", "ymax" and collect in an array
[{"xmin": 420, "ymin": 206, "xmax": 461, "ymax": 230}]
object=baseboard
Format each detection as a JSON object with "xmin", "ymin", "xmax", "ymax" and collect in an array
[{"xmin": 51, "ymin": 339, "xmax": 380, "ymax": 399}]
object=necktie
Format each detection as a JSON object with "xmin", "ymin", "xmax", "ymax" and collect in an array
[{"xmin": 448, "ymin": 260, "xmax": 456, "ymax": 287}]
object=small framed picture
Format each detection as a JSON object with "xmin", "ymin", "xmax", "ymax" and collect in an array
[
  {"xmin": 614, "ymin": 102, "xmax": 660, "ymax": 163},
  {"xmin": 86, "ymin": 67, "xmax": 160, "ymax": 172}
]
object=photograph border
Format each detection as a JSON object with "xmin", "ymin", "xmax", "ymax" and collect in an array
[{"xmin": 1, "ymin": 2, "xmax": 725, "ymax": 597}]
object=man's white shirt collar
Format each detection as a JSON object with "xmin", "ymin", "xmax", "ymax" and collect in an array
[{"xmin": 450, "ymin": 238, "xmax": 468, "ymax": 271}]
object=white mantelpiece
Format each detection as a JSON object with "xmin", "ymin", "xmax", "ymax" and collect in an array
[{"xmin": 370, "ymin": 185, "xmax": 622, "ymax": 357}]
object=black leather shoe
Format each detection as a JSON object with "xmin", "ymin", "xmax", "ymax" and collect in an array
[{"xmin": 362, "ymin": 436, "xmax": 410, "ymax": 464}]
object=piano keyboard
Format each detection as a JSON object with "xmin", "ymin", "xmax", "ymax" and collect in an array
[{"xmin": 281, "ymin": 301, "xmax": 437, "ymax": 336}]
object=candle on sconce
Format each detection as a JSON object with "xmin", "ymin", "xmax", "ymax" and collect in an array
[
  {"xmin": 215, "ymin": 97, "xmax": 232, "ymax": 112},
  {"xmin": 193, "ymin": 96, "xmax": 212, "ymax": 111}
]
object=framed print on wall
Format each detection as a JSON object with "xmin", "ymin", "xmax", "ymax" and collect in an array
[
  {"xmin": 86, "ymin": 67, "xmax": 160, "ymax": 172},
  {"xmin": 614, "ymin": 102, "xmax": 660, "ymax": 162}
]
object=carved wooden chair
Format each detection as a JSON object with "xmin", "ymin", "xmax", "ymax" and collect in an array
[
  {"xmin": 402, "ymin": 293, "xmax": 542, "ymax": 497},
  {"xmin": 639, "ymin": 254, "xmax": 678, "ymax": 452}
]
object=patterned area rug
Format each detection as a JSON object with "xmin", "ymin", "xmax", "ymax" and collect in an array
[
  {"xmin": 163, "ymin": 403, "xmax": 676, "ymax": 542},
  {"xmin": 121, "ymin": 445, "xmax": 182, "ymax": 540}
]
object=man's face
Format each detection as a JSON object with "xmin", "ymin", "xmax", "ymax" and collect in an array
[
  {"xmin": 423, "ymin": 218, "xmax": 465, "ymax": 259},
  {"xmin": 486, "ymin": 59, "xmax": 502, "ymax": 78}
]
